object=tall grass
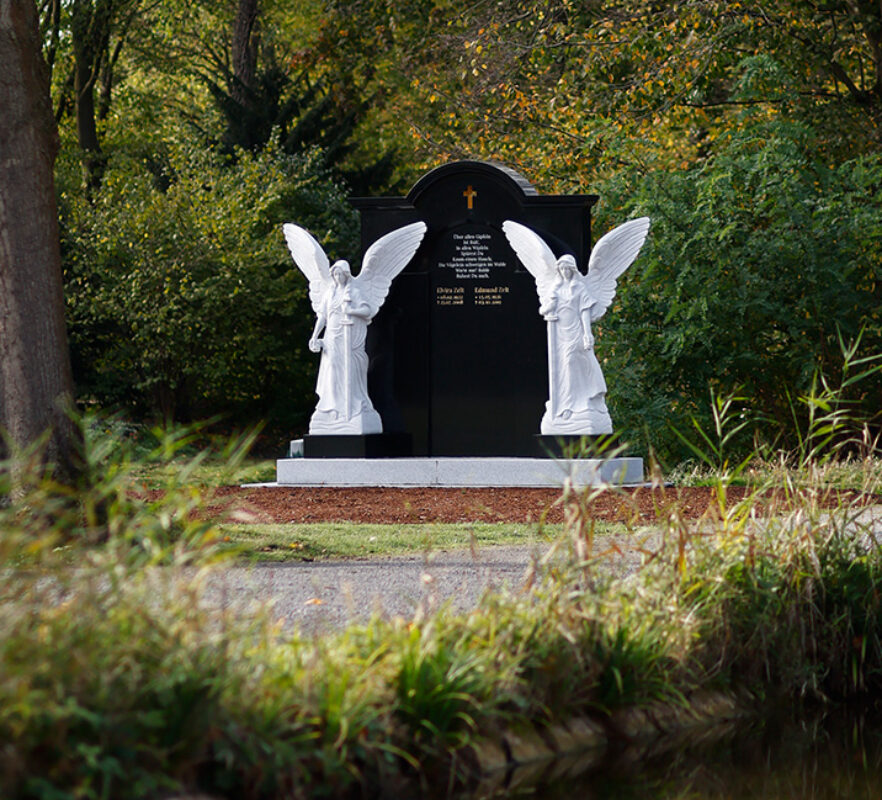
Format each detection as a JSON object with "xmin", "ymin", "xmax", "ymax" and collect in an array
[
  {"xmin": 621, "ymin": 342, "xmax": 882, "ymax": 701},
  {"xmin": 1, "ymin": 368, "xmax": 882, "ymax": 798}
]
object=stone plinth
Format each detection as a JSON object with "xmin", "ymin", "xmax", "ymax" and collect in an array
[{"xmin": 274, "ymin": 456, "xmax": 643, "ymax": 488}]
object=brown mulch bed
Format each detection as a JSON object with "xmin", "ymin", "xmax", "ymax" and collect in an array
[{"xmin": 209, "ymin": 485, "xmax": 879, "ymax": 525}]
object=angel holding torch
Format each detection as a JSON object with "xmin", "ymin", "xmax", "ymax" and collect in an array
[{"xmin": 284, "ymin": 221, "xmax": 426, "ymax": 435}]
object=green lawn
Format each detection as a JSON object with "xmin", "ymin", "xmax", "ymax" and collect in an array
[
  {"xmin": 219, "ymin": 521, "xmax": 579, "ymax": 561},
  {"xmin": 135, "ymin": 456, "xmax": 278, "ymax": 489}
]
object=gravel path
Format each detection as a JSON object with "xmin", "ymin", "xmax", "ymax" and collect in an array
[
  {"xmin": 205, "ymin": 545, "xmax": 545, "ymax": 635},
  {"xmin": 203, "ymin": 504, "xmax": 882, "ymax": 635},
  {"xmin": 203, "ymin": 536, "xmax": 655, "ymax": 635}
]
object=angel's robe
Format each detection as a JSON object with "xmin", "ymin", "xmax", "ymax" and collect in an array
[
  {"xmin": 313, "ymin": 280, "xmax": 374, "ymax": 422},
  {"xmin": 551, "ymin": 278, "xmax": 607, "ymax": 414}
]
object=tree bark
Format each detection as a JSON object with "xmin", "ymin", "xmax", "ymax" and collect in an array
[
  {"xmin": 71, "ymin": 0, "xmax": 107, "ymax": 190},
  {"xmin": 0, "ymin": 0, "xmax": 79, "ymax": 482},
  {"xmin": 231, "ymin": 0, "xmax": 259, "ymax": 107},
  {"xmin": 40, "ymin": 0, "xmax": 62, "ymax": 77}
]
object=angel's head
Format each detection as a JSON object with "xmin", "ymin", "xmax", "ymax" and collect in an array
[
  {"xmin": 556, "ymin": 254, "xmax": 577, "ymax": 280},
  {"xmin": 330, "ymin": 260, "xmax": 352, "ymax": 285}
]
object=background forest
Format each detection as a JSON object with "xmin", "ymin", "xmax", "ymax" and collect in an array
[{"xmin": 47, "ymin": 0, "xmax": 882, "ymax": 462}]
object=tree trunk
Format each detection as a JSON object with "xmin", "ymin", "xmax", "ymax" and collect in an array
[
  {"xmin": 231, "ymin": 0, "xmax": 258, "ymax": 107},
  {"xmin": 74, "ymin": 41, "xmax": 103, "ymax": 189},
  {"xmin": 71, "ymin": 0, "xmax": 105, "ymax": 191},
  {"xmin": 41, "ymin": 0, "xmax": 62, "ymax": 77},
  {"xmin": 0, "ymin": 0, "xmax": 80, "ymax": 483}
]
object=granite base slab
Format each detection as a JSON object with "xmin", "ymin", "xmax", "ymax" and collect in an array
[{"xmin": 274, "ymin": 457, "xmax": 643, "ymax": 488}]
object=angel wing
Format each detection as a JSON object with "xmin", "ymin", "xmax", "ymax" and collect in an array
[
  {"xmin": 283, "ymin": 223, "xmax": 332, "ymax": 314},
  {"xmin": 584, "ymin": 217, "xmax": 650, "ymax": 321},
  {"xmin": 353, "ymin": 221, "xmax": 427, "ymax": 315},
  {"xmin": 502, "ymin": 220, "xmax": 559, "ymax": 309}
]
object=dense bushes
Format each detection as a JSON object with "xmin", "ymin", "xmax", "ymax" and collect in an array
[
  {"xmin": 60, "ymin": 144, "xmax": 358, "ymax": 435},
  {"xmin": 596, "ymin": 117, "xmax": 882, "ymax": 462}
]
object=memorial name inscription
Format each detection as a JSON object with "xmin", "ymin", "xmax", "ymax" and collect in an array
[
  {"xmin": 434, "ymin": 286, "xmax": 464, "ymax": 306},
  {"xmin": 433, "ymin": 285, "xmax": 509, "ymax": 308}
]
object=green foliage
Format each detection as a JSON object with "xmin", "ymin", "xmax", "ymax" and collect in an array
[
  {"xmin": 5, "ymin": 411, "xmax": 882, "ymax": 795},
  {"xmin": 394, "ymin": 624, "xmax": 485, "ymax": 750},
  {"xmin": 40, "ymin": 0, "xmax": 882, "ymax": 449},
  {"xmin": 61, "ymin": 143, "xmax": 357, "ymax": 432},
  {"xmin": 596, "ymin": 116, "xmax": 882, "ymax": 461},
  {"xmin": 0, "ymin": 411, "xmax": 254, "ymax": 561},
  {"xmin": 0, "ymin": 415, "xmax": 322, "ymax": 798},
  {"xmin": 389, "ymin": 1, "xmax": 882, "ymax": 186},
  {"xmin": 629, "ymin": 383, "xmax": 882, "ymax": 699},
  {"xmin": 676, "ymin": 491, "xmax": 882, "ymax": 698},
  {"xmin": 207, "ymin": 58, "xmax": 403, "ymax": 196}
]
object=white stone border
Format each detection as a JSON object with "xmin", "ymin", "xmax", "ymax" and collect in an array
[{"xmin": 271, "ymin": 457, "xmax": 643, "ymax": 488}]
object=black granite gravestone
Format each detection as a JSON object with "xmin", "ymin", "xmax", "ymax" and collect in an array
[{"xmin": 352, "ymin": 161, "xmax": 597, "ymax": 457}]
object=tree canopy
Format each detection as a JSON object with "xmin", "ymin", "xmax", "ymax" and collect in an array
[
  {"xmin": 29, "ymin": 0, "xmax": 882, "ymax": 456},
  {"xmin": 377, "ymin": 0, "xmax": 882, "ymax": 186}
]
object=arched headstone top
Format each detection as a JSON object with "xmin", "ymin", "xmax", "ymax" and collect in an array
[{"xmin": 407, "ymin": 160, "xmax": 539, "ymax": 205}]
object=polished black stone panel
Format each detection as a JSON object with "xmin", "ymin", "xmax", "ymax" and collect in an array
[
  {"xmin": 353, "ymin": 161, "xmax": 598, "ymax": 457},
  {"xmin": 302, "ymin": 433, "xmax": 413, "ymax": 459}
]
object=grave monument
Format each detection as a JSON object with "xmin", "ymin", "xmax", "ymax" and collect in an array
[{"xmin": 276, "ymin": 160, "xmax": 646, "ymax": 487}]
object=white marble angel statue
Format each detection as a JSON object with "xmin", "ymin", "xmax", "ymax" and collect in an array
[
  {"xmin": 502, "ymin": 217, "xmax": 650, "ymax": 436},
  {"xmin": 283, "ymin": 221, "xmax": 427, "ymax": 435}
]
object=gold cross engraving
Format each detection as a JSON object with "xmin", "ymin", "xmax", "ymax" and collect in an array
[{"xmin": 463, "ymin": 185, "xmax": 477, "ymax": 210}]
